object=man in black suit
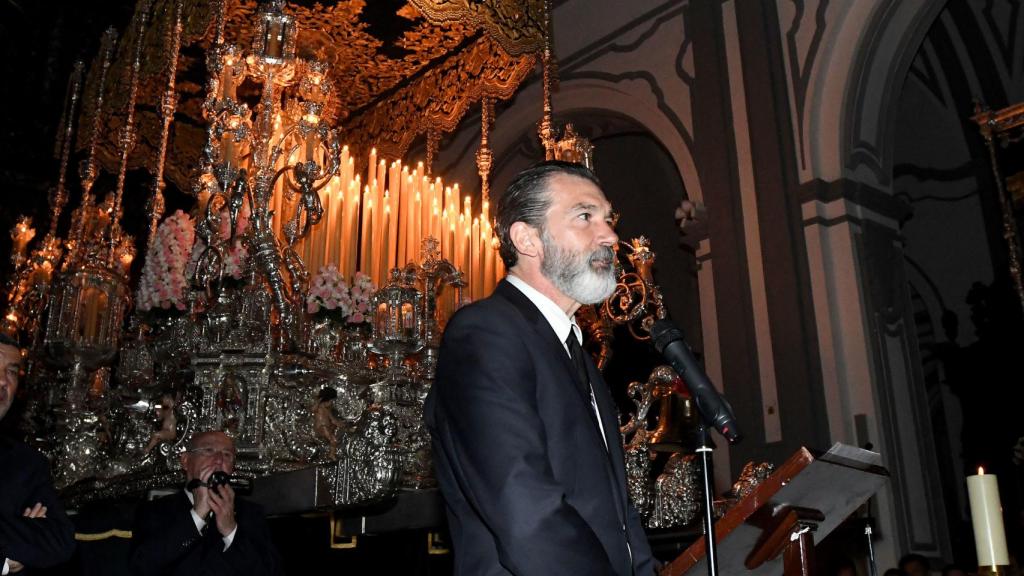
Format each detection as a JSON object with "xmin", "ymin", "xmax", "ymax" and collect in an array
[
  {"xmin": 129, "ymin": 430, "xmax": 281, "ymax": 576},
  {"xmin": 0, "ymin": 333, "xmax": 76, "ymax": 574},
  {"xmin": 426, "ymin": 161, "xmax": 655, "ymax": 575}
]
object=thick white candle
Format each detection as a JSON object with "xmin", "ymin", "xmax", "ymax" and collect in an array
[{"xmin": 968, "ymin": 468, "xmax": 1010, "ymax": 568}]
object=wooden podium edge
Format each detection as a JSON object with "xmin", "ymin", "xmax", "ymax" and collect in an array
[{"xmin": 660, "ymin": 447, "xmax": 816, "ymax": 576}]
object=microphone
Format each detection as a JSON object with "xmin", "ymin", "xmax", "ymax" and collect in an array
[{"xmin": 650, "ymin": 318, "xmax": 742, "ymax": 444}]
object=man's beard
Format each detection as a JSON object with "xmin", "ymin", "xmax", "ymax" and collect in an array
[
  {"xmin": 0, "ymin": 395, "xmax": 10, "ymax": 422},
  {"xmin": 540, "ymin": 230, "xmax": 617, "ymax": 305}
]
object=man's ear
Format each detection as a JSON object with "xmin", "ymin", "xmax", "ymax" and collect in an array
[{"xmin": 509, "ymin": 221, "xmax": 540, "ymax": 258}]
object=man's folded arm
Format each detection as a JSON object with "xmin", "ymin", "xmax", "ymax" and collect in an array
[{"xmin": 0, "ymin": 461, "xmax": 75, "ymax": 569}]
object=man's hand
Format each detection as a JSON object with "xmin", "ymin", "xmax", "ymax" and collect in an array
[
  {"xmin": 209, "ymin": 483, "xmax": 237, "ymax": 537},
  {"xmin": 23, "ymin": 502, "xmax": 47, "ymax": 518},
  {"xmin": 191, "ymin": 465, "xmax": 220, "ymax": 519},
  {"xmin": 8, "ymin": 502, "xmax": 49, "ymax": 572}
]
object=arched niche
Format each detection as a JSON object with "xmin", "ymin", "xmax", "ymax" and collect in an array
[{"xmin": 780, "ymin": 0, "xmax": 946, "ymax": 186}]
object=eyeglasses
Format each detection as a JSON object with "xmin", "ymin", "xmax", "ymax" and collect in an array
[{"xmin": 188, "ymin": 447, "xmax": 236, "ymax": 462}]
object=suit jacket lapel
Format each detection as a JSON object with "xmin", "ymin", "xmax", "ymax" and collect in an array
[
  {"xmin": 495, "ymin": 280, "xmax": 629, "ymax": 524},
  {"xmin": 494, "ymin": 280, "xmax": 598, "ymax": 410}
]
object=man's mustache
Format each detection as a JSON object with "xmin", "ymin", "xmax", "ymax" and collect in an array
[{"xmin": 588, "ymin": 246, "xmax": 615, "ymax": 267}]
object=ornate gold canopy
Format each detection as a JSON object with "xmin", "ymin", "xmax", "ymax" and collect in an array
[{"xmin": 77, "ymin": 0, "xmax": 542, "ymax": 192}]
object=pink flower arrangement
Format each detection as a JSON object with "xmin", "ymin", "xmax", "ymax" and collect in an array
[
  {"xmin": 306, "ymin": 264, "xmax": 353, "ymax": 321},
  {"xmin": 136, "ymin": 210, "xmax": 195, "ymax": 312},
  {"xmin": 306, "ymin": 267, "xmax": 375, "ymax": 324},
  {"xmin": 348, "ymin": 271, "xmax": 375, "ymax": 324}
]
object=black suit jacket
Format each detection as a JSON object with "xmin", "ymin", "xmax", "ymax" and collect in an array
[
  {"xmin": 0, "ymin": 435, "xmax": 76, "ymax": 572},
  {"xmin": 426, "ymin": 279, "xmax": 655, "ymax": 576},
  {"xmin": 129, "ymin": 490, "xmax": 281, "ymax": 576}
]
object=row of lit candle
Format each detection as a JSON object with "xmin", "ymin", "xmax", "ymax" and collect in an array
[{"xmin": 276, "ymin": 146, "xmax": 505, "ymax": 300}]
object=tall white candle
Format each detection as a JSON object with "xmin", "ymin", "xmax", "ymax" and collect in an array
[
  {"xmin": 360, "ymin": 191, "xmax": 373, "ymax": 276},
  {"xmin": 471, "ymin": 217, "xmax": 481, "ymax": 300},
  {"xmin": 345, "ymin": 180, "xmax": 360, "ymax": 279},
  {"xmin": 368, "ymin": 148, "xmax": 377, "ymax": 188},
  {"xmin": 376, "ymin": 159, "xmax": 387, "ymax": 199},
  {"xmin": 968, "ymin": 468, "xmax": 1010, "ymax": 568}
]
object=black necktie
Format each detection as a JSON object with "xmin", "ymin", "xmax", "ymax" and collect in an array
[{"xmin": 565, "ymin": 329, "xmax": 590, "ymax": 397}]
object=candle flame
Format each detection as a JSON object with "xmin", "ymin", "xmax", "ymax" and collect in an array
[{"xmin": 979, "ymin": 466, "xmax": 985, "ymax": 475}]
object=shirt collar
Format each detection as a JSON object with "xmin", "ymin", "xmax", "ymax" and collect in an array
[{"xmin": 505, "ymin": 274, "xmax": 581, "ymax": 345}]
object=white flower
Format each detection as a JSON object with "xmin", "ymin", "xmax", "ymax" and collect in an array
[{"xmin": 136, "ymin": 210, "xmax": 196, "ymax": 312}]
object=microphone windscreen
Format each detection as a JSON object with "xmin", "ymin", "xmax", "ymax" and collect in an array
[{"xmin": 650, "ymin": 319, "xmax": 683, "ymax": 354}]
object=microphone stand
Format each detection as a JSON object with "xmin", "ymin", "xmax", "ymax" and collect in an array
[
  {"xmin": 865, "ymin": 522, "xmax": 878, "ymax": 576},
  {"xmin": 696, "ymin": 423, "xmax": 719, "ymax": 576}
]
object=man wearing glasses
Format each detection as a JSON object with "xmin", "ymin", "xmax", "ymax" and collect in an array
[
  {"xmin": 0, "ymin": 333, "xmax": 76, "ymax": 574},
  {"xmin": 129, "ymin": 430, "xmax": 281, "ymax": 575}
]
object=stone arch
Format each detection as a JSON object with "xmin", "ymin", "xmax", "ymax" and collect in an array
[
  {"xmin": 477, "ymin": 76, "xmax": 702, "ymax": 207},
  {"xmin": 787, "ymin": 0, "xmax": 946, "ymax": 186}
]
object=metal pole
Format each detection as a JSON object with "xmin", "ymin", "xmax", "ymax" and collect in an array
[
  {"xmin": 865, "ymin": 522, "xmax": 878, "ymax": 576},
  {"xmin": 697, "ymin": 424, "xmax": 719, "ymax": 576}
]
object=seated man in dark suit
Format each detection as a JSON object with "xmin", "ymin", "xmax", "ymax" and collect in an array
[
  {"xmin": 427, "ymin": 161, "xmax": 655, "ymax": 575},
  {"xmin": 129, "ymin": 430, "xmax": 282, "ymax": 576},
  {"xmin": 0, "ymin": 333, "xmax": 76, "ymax": 574}
]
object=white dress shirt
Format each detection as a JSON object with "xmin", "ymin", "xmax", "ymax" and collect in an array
[{"xmin": 506, "ymin": 275, "xmax": 609, "ymax": 450}]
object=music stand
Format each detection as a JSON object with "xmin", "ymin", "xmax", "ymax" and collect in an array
[{"xmin": 660, "ymin": 443, "xmax": 888, "ymax": 576}]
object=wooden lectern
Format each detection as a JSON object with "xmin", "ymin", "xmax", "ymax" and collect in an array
[{"xmin": 661, "ymin": 443, "xmax": 888, "ymax": 576}]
